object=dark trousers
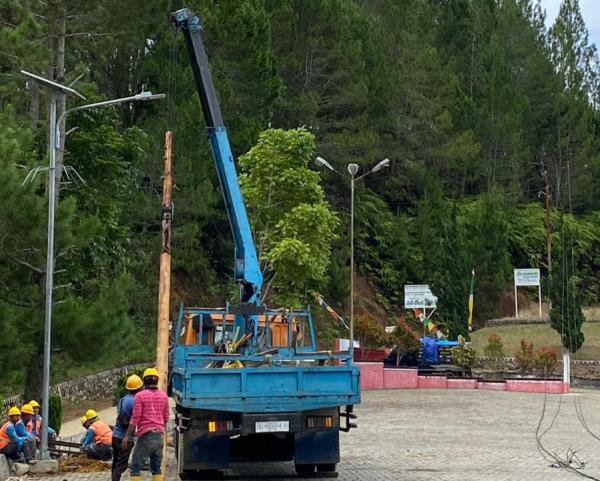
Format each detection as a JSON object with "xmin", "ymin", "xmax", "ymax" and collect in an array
[
  {"xmin": 111, "ymin": 437, "xmax": 133, "ymax": 481},
  {"xmin": 83, "ymin": 442, "xmax": 112, "ymax": 461},
  {"xmin": 0, "ymin": 439, "xmax": 36, "ymax": 462},
  {"xmin": 130, "ymin": 431, "xmax": 164, "ymax": 476}
]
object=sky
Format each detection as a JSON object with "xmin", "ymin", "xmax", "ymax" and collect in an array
[{"xmin": 540, "ymin": 0, "xmax": 600, "ymax": 49}]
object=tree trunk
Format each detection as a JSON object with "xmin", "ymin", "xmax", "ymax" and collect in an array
[{"xmin": 24, "ymin": 341, "xmax": 45, "ymax": 402}]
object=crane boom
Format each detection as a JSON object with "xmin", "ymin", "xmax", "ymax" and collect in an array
[{"xmin": 171, "ymin": 8, "xmax": 262, "ymax": 307}]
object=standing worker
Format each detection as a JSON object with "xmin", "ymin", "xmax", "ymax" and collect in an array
[
  {"xmin": 81, "ymin": 409, "xmax": 113, "ymax": 460},
  {"xmin": 123, "ymin": 367, "xmax": 170, "ymax": 481},
  {"xmin": 112, "ymin": 374, "xmax": 143, "ymax": 481},
  {"xmin": 0, "ymin": 407, "xmax": 37, "ymax": 464}
]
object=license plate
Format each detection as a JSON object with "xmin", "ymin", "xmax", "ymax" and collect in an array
[{"xmin": 255, "ymin": 420, "xmax": 289, "ymax": 433}]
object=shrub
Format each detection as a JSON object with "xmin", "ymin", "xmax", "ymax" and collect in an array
[
  {"xmin": 514, "ymin": 339, "xmax": 535, "ymax": 374},
  {"xmin": 354, "ymin": 315, "xmax": 386, "ymax": 350},
  {"xmin": 453, "ymin": 344, "xmax": 476, "ymax": 369},
  {"xmin": 483, "ymin": 333, "xmax": 505, "ymax": 373},
  {"xmin": 536, "ymin": 346, "xmax": 558, "ymax": 377},
  {"xmin": 48, "ymin": 395, "xmax": 62, "ymax": 435},
  {"xmin": 389, "ymin": 318, "xmax": 421, "ymax": 366},
  {"xmin": 483, "ymin": 333, "xmax": 504, "ymax": 358}
]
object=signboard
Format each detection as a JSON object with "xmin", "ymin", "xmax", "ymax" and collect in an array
[
  {"xmin": 513, "ymin": 268, "xmax": 542, "ymax": 318},
  {"xmin": 404, "ymin": 284, "xmax": 437, "ymax": 309},
  {"xmin": 514, "ymin": 268, "xmax": 540, "ymax": 286}
]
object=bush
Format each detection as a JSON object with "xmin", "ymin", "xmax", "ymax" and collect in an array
[
  {"xmin": 354, "ymin": 315, "xmax": 386, "ymax": 350},
  {"xmin": 514, "ymin": 339, "xmax": 535, "ymax": 374},
  {"xmin": 483, "ymin": 333, "xmax": 504, "ymax": 358},
  {"xmin": 453, "ymin": 344, "xmax": 476, "ymax": 369},
  {"xmin": 114, "ymin": 368, "xmax": 146, "ymax": 405},
  {"xmin": 48, "ymin": 395, "xmax": 62, "ymax": 435},
  {"xmin": 536, "ymin": 346, "xmax": 558, "ymax": 377},
  {"xmin": 389, "ymin": 318, "xmax": 421, "ymax": 366},
  {"xmin": 483, "ymin": 333, "xmax": 505, "ymax": 374}
]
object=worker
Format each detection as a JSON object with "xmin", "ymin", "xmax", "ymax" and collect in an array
[
  {"xmin": 0, "ymin": 407, "xmax": 37, "ymax": 464},
  {"xmin": 26, "ymin": 400, "xmax": 56, "ymax": 443},
  {"xmin": 81, "ymin": 409, "xmax": 113, "ymax": 460},
  {"xmin": 123, "ymin": 367, "xmax": 170, "ymax": 481},
  {"xmin": 112, "ymin": 374, "xmax": 143, "ymax": 481}
]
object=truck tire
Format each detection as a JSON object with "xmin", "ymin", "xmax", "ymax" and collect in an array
[{"xmin": 295, "ymin": 463, "xmax": 315, "ymax": 476}]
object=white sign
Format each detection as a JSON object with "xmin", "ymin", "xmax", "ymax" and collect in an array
[
  {"xmin": 404, "ymin": 284, "xmax": 437, "ymax": 309},
  {"xmin": 514, "ymin": 268, "xmax": 540, "ymax": 286}
]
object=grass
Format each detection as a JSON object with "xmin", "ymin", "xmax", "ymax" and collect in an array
[{"xmin": 471, "ymin": 323, "xmax": 600, "ymax": 361}]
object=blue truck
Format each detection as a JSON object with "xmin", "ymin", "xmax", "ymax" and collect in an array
[{"xmin": 170, "ymin": 8, "xmax": 360, "ymax": 479}]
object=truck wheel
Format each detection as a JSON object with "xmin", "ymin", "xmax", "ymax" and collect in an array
[{"xmin": 295, "ymin": 463, "xmax": 315, "ymax": 476}]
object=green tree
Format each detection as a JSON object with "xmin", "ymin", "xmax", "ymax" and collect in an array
[
  {"xmin": 549, "ymin": 219, "xmax": 586, "ymax": 353},
  {"xmin": 239, "ymin": 128, "xmax": 339, "ymax": 305}
]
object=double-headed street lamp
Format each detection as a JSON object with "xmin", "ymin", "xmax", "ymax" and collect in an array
[
  {"xmin": 21, "ymin": 70, "xmax": 165, "ymax": 460},
  {"xmin": 315, "ymin": 156, "xmax": 390, "ymax": 358}
]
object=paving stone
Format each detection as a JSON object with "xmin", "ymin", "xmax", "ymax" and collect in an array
[{"xmin": 37, "ymin": 389, "xmax": 600, "ymax": 481}]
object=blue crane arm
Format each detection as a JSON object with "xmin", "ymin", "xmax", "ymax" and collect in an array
[{"xmin": 171, "ymin": 8, "xmax": 262, "ymax": 306}]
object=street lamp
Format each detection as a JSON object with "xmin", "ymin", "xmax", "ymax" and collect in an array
[
  {"xmin": 315, "ymin": 156, "xmax": 390, "ymax": 359},
  {"xmin": 20, "ymin": 70, "xmax": 165, "ymax": 460}
]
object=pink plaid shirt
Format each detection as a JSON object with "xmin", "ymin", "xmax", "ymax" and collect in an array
[{"xmin": 130, "ymin": 388, "xmax": 170, "ymax": 437}]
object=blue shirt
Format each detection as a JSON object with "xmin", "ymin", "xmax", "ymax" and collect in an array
[
  {"xmin": 3, "ymin": 423, "xmax": 26, "ymax": 449},
  {"xmin": 15, "ymin": 420, "xmax": 34, "ymax": 440},
  {"xmin": 82, "ymin": 427, "xmax": 95, "ymax": 449},
  {"xmin": 113, "ymin": 393, "xmax": 136, "ymax": 439}
]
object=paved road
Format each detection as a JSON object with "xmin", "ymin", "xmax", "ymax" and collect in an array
[{"xmin": 39, "ymin": 389, "xmax": 600, "ymax": 481}]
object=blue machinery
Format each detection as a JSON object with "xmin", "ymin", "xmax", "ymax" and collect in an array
[{"xmin": 171, "ymin": 8, "xmax": 360, "ymax": 479}]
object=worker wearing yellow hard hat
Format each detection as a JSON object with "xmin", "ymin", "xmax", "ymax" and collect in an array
[
  {"xmin": 111, "ymin": 374, "xmax": 144, "ymax": 481},
  {"xmin": 81, "ymin": 409, "xmax": 113, "ymax": 461},
  {"xmin": 0, "ymin": 407, "xmax": 37, "ymax": 464},
  {"xmin": 25, "ymin": 400, "xmax": 56, "ymax": 443},
  {"xmin": 124, "ymin": 367, "xmax": 169, "ymax": 481}
]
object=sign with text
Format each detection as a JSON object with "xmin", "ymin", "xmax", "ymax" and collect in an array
[
  {"xmin": 404, "ymin": 284, "xmax": 438, "ymax": 309},
  {"xmin": 514, "ymin": 268, "xmax": 541, "ymax": 287}
]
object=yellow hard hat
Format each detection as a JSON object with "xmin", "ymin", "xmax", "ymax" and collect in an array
[
  {"xmin": 8, "ymin": 407, "xmax": 20, "ymax": 416},
  {"xmin": 126, "ymin": 374, "xmax": 143, "ymax": 390},
  {"xmin": 28, "ymin": 400, "xmax": 40, "ymax": 408},
  {"xmin": 80, "ymin": 416, "xmax": 87, "ymax": 426},
  {"xmin": 84, "ymin": 409, "xmax": 98, "ymax": 422},
  {"xmin": 20, "ymin": 404, "xmax": 34, "ymax": 415},
  {"xmin": 143, "ymin": 367, "xmax": 160, "ymax": 379}
]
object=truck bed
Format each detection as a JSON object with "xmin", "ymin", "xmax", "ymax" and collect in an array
[{"xmin": 171, "ymin": 348, "xmax": 360, "ymax": 413}]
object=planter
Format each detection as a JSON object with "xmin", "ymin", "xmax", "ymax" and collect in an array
[
  {"xmin": 477, "ymin": 380, "xmax": 506, "ymax": 391},
  {"xmin": 505, "ymin": 379, "xmax": 567, "ymax": 394},
  {"xmin": 447, "ymin": 378, "xmax": 478, "ymax": 389},
  {"xmin": 357, "ymin": 362, "xmax": 384, "ymax": 389},
  {"xmin": 418, "ymin": 375, "xmax": 448, "ymax": 389},
  {"xmin": 383, "ymin": 368, "xmax": 418, "ymax": 389}
]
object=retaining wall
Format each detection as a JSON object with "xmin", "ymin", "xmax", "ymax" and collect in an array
[
  {"xmin": 356, "ymin": 362, "xmax": 569, "ymax": 394},
  {"xmin": 2, "ymin": 362, "xmax": 150, "ymax": 410}
]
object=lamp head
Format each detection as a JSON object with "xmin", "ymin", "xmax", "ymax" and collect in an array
[
  {"xmin": 347, "ymin": 163, "xmax": 359, "ymax": 176},
  {"xmin": 371, "ymin": 158, "xmax": 390, "ymax": 173},
  {"xmin": 315, "ymin": 156, "xmax": 335, "ymax": 172}
]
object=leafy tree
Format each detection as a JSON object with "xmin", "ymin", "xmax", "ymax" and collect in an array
[
  {"xmin": 239, "ymin": 128, "xmax": 339, "ymax": 305},
  {"xmin": 353, "ymin": 314, "xmax": 385, "ymax": 352},
  {"xmin": 514, "ymin": 339, "xmax": 535, "ymax": 374},
  {"xmin": 389, "ymin": 318, "xmax": 421, "ymax": 367}
]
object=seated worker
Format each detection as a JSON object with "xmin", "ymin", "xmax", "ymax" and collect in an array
[
  {"xmin": 27, "ymin": 400, "xmax": 56, "ymax": 442},
  {"xmin": 0, "ymin": 407, "xmax": 37, "ymax": 464},
  {"xmin": 81, "ymin": 409, "xmax": 113, "ymax": 460}
]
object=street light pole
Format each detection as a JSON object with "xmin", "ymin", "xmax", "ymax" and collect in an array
[
  {"xmin": 20, "ymin": 70, "xmax": 164, "ymax": 460},
  {"xmin": 315, "ymin": 156, "xmax": 389, "ymax": 360}
]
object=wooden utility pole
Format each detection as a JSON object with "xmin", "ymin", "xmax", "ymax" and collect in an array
[
  {"xmin": 157, "ymin": 131, "xmax": 173, "ymax": 472},
  {"xmin": 157, "ymin": 131, "xmax": 173, "ymax": 390}
]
